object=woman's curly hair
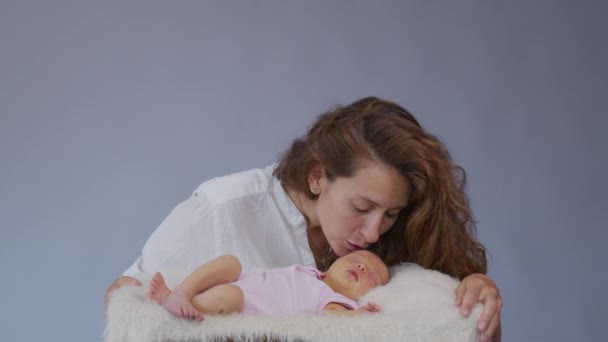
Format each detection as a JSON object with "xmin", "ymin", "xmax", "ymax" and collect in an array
[{"xmin": 274, "ymin": 96, "xmax": 487, "ymax": 279}]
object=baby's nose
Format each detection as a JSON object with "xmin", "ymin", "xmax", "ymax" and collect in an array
[{"xmin": 357, "ymin": 263, "xmax": 366, "ymax": 272}]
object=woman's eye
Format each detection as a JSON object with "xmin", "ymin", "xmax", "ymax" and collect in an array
[
  {"xmin": 354, "ymin": 206, "xmax": 369, "ymax": 213},
  {"xmin": 385, "ymin": 211, "xmax": 402, "ymax": 219}
]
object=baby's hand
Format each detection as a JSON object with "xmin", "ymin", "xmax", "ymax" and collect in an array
[{"xmin": 358, "ymin": 301, "xmax": 383, "ymax": 314}]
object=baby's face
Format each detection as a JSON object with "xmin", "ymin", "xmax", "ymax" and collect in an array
[{"xmin": 321, "ymin": 250, "xmax": 390, "ymax": 300}]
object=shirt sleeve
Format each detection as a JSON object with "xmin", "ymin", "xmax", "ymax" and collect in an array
[
  {"xmin": 122, "ymin": 187, "xmax": 216, "ymax": 280},
  {"xmin": 318, "ymin": 285, "xmax": 359, "ymax": 311}
]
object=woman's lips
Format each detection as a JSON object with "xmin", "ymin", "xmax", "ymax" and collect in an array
[{"xmin": 346, "ymin": 241, "xmax": 364, "ymax": 251}]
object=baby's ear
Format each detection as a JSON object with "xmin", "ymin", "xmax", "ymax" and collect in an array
[{"xmin": 320, "ymin": 272, "xmax": 327, "ymax": 279}]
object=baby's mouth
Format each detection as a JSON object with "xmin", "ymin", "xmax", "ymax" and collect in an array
[{"xmin": 347, "ymin": 270, "xmax": 359, "ymax": 281}]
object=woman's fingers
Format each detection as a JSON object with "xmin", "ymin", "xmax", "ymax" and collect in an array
[
  {"xmin": 478, "ymin": 286, "xmax": 502, "ymax": 341},
  {"xmin": 105, "ymin": 276, "xmax": 142, "ymax": 318},
  {"xmin": 476, "ymin": 296, "xmax": 496, "ymax": 332},
  {"xmin": 454, "ymin": 282, "xmax": 466, "ymax": 306},
  {"xmin": 458, "ymin": 284, "xmax": 481, "ymax": 317},
  {"xmin": 455, "ymin": 273, "xmax": 502, "ymax": 341},
  {"xmin": 457, "ymin": 274, "xmax": 500, "ymax": 313},
  {"xmin": 477, "ymin": 285, "xmax": 501, "ymax": 328},
  {"xmin": 480, "ymin": 311, "xmax": 501, "ymax": 342}
]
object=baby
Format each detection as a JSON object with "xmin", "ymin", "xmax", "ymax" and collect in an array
[{"xmin": 147, "ymin": 250, "xmax": 389, "ymax": 321}]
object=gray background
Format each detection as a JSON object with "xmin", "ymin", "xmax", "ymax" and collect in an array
[{"xmin": 1, "ymin": 1, "xmax": 606, "ymax": 341}]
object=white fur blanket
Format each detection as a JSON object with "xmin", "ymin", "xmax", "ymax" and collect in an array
[{"xmin": 104, "ymin": 263, "xmax": 482, "ymax": 342}]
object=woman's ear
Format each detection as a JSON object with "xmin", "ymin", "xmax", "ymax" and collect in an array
[{"xmin": 308, "ymin": 164, "xmax": 325, "ymax": 195}]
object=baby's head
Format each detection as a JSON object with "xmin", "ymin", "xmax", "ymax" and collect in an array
[{"xmin": 321, "ymin": 250, "xmax": 390, "ymax": 300}]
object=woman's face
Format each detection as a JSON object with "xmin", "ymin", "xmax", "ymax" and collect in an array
[{"xmin": 311, "ymin": 162, "xmax": 411, "ymax": 256}]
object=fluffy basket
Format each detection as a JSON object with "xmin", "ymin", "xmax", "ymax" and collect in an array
[{"xmin": 104, "ymin": 263, "xmax": 482, "ymax": 342}]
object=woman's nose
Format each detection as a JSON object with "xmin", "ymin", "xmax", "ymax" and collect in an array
[{"xmin": 361, "ymin": 215, "xmax": 381, "ymax": 243}]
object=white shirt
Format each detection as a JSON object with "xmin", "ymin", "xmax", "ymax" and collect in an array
[{"xmin": 123, "ymin": 165, "xmax": 313, "ymax": 280}]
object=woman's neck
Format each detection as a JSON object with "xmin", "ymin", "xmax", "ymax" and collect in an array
[
  {"xmin": 309, "ymin": 227, "xmax": 330, "ymax": 268},
  {"xmin": 284, "ymin": 187, "xmax": 320, "ymax": 227}
]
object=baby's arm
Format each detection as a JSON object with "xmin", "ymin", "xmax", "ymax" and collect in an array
[{"xmin": 323, "ymin": 302, "xmax": 383, "ymax": 316}]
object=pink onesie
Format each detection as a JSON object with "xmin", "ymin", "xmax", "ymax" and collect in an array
[{"xmin": 231, "ymin": 265, "xmax": 358, "ymax": 315}]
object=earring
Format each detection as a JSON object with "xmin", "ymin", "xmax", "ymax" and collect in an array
[{"xmin": 310, "ymin": 187, "xmax": 319, "ymax": 195}]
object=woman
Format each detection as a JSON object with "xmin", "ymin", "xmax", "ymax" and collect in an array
[{"xmin": 106, "ymin": 97, "xmax": 502, "ymax": 341}]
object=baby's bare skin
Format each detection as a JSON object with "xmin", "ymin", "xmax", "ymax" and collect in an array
[{"xmin": 148, "ymin": 273, "xmax": 204, "ymax": 321}]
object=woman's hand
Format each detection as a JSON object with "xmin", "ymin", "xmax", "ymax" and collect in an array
[
  {"xmin": 105, "ymin": 276, "xmax": 142, "ymax": 318},
  {"xmin": 455, "ymin": 273, "xmax": 502, "ymax": 342}
]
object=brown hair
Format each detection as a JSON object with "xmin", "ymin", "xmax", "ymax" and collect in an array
[{"xmin": 274, "ymin": 96, "xmax": 487, "ymax": 279}]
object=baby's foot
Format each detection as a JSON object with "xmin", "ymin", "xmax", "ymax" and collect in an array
[
  {"xmin": 163, "ymin": 291, "xmax": 204, "ymax": 321},
  {"xmin": 148, "ymin": 272, "xmax": 171, "ymax": 304},
  {"xmin": 147, "ymin": 273, "xmax": 203, "ymax": 321}
]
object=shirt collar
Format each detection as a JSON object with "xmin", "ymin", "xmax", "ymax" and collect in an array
[{"xmin": 268, "ymin": 164, "xmax": 307, "ymax": 232}]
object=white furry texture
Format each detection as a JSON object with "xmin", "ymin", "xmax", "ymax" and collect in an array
[{"xmin": 104, "ymin": 264, "xmax": 482, "ymax": 342}]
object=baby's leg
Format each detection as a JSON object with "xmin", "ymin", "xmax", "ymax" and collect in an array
[
  {"xmin": 178, "ymin": 255, "xmax": 242, "ymax": 296},
  {"xmin": 147, "ymin": 255, "xmax": 242, "ymax": 321},
  {"xmin": 148, "ymin": 272, "xmax": 204, "ymax": 320},
  {"xmin": 191, "ymin": 284, "xmax": 244, "ymax": 315}
]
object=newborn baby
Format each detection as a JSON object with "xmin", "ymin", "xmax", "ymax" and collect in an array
[{"xmin": 148, "ymin": 250, "xmax": 389, "ymax": 321}]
